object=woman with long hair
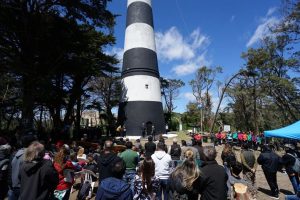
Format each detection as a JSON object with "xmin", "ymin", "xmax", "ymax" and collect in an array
[
  {"xmin": 133, "ymin": 157, "xmax": 160, "ymax": 200},
  {"xmin": 53, "ymin": 145, "xmax": 75, "ymax": 200},
  {"xmin": 221, "ymin": 143, "xmax": 236, "ymax": 167},
  {"xmin": 169, "ymin": 150, "xmax": 200, "ymax": 200}
]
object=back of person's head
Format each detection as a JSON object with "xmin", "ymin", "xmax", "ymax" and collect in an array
[
  {"xmin": 24, "ymin": 141, "xmax": 45, "ymax": 162},
  {"xmin": 184, "ymin": 150, "xmax": 194, "ymax": 159},
  {"xmin": 21, "ymin": 134, "xmax": 37, "ymax": 148},
  {"xmin": 222, "ymin": 143, "xmax": 233, "ymax": 155},
  {"xmin": 104, "ymin": 140, "xmax": 113, "ymax": 151},
  {"xmin": 148, "ymin": 136, "xmax": 153, "ymax": 142},
  {"xmin": 171, "ymin": 153, "xmax": 200, "ymax": 191},
  {"xmin": 136, "ymin": 139, "xmax": 140, "ymax": 143},
  {"xmin": 140, "ymin": 157, "xmax": 155, "ymax": 192},
  {"xmin": 157, "ymin": 142, "xmax": 165, "ymax": 151},
  {"xmin": 126, "ymin": 141, "xmax": 133, "ymax": 149},
  {"xmin": 173, "ymin": 138, "xmax": 178, "ymax": 144},
  {"xmin": 231, "ymin": 162, "xmax": 243, "ymax": 176},
  {"xmin": 111, "ymin": 158, "xmax": 126, "ymax": 179},
  {"xmin": 203, "ymin": 146, "xmax": 217, "ymax": 161},
  {"xmin": 181, "ymin": 140, "xmax": 187, "ymax": 146},
  {"xmin": 54, "ymin": 145, "xmax": 69, "ymax": 166},
  {"xmin": 120, "ymin": 137, "xmax": 124, "ymax": 141},
  {"xmin": 242, "ymin": 143, "xmax": 250, "ymax": 150}
]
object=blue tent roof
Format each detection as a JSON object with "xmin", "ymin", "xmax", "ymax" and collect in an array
[{"xmin": 264, "ymin": 120, "xmax": 300, "ymax": 140}]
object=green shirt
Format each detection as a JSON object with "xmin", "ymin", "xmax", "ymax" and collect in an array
[{"xmin": 119, "ymin": 149, "xmax": 138, "ymax": 170}]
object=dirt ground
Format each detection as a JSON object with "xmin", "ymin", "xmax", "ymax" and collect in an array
[{"xmin": 70, "ymin": 137, "xmax": 294, "ymax": 200}]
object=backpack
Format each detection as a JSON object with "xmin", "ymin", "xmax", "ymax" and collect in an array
[
  {"xmin": 287, "ymin": 153, "xmax": 300, "ymax": 173},
  {"xmin": 77, "ymin": 181, "xmax": 91, "ymax": 200},
  {"xmin": 171, "ymin": 144, "xmax": 181, "ymax": 157}
]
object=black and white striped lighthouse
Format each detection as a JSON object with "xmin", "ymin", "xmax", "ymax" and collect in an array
[{"xmin": 118, "ymin": 0, "xmax": 165, "ymax": 137}]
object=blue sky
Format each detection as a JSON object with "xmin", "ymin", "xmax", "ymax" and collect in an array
[{"xmin": 107, "ymin": 0, "xmax": 281, "ymax": 113}]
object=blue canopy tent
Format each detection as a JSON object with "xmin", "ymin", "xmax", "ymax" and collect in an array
[{"xmin": 264, "ymin": 120, "xmax": 300, "ymax": 140}]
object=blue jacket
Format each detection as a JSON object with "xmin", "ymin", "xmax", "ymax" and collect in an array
[{"xmin": 96, "ymin": 177, "xmax": 133, "ymax": 200}]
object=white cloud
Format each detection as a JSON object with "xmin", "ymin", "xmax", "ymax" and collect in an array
[
  {"xmin": 267, "ymin": 7, "xmax": 277, "ymax": 16},
  {"xmin": 155, "ymin": 27, "xmax": 210, "ymax": 76},
  {"xmin": 246, "ymin": 8, "xmax": 279, "ymax": 47},
  {"xmin": 106, "ymin": 47, "xmax": 124, "ymax": 62},
  {"xmin": 172, "ymin": 52, "xmax": 209, "ymax": 76},
  {"xmin": 183, "ymin": 92, "xmax": 196, "ymax": 102}
]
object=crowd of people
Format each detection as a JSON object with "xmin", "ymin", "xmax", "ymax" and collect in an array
[{"xmin": 0, "ymin": 132, "xmax": 300, "ymax": 200}]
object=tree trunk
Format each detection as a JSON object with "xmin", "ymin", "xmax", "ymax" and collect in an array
[{"xmin": 21, "ymin": 75, "xmax": 35, "ymax": 132}]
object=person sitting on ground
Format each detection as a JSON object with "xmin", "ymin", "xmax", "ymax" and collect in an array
[
  {"xmin": 133, "ymin": 157, "xmax": 160, "ymax": 200},
  {"xmin": 69, "ymin": 152, "xmax": 82, "ymax": 172},
  {"xmin": 19, "ymin": 141, "xmax": 59, "ymax": 200},
  {"xmin": 97, "ymin": 140, "xmax": 118, "ymax": 183},
  {"xmin": 83, "ymin": 154, "xmax": 98, "ymax": 182},
  {"xmin": 169, "ymin": 150, "xmax": 200, "ymax": 200},
  {"xmin": 96, "ymin": 157, "xmax": 133, "ymax": 200},
  {"xmin": 151, "ymin": 142, "xmax": 172, "ymax": 200},
  {"xmin": 196, "ymin": 145, "xmax": 227, "ymax": 200},
  {"xmin": 145, "ymin": 136, "xmax": 156, "ymax": 157},
  {"xmin": 117, "ymin": 137, "xmax": 126, "ymax": 146}
]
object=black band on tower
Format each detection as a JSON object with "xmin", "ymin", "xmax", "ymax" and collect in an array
[{"xmin": 126, "ymin": 2, "xmax": 153, "ymax": 28}]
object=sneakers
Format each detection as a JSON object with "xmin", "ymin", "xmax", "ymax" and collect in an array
[{"xmin": 270, "ymin": 195, "xmax": 279, "ymax": 199}]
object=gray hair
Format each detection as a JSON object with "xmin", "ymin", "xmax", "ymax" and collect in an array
[
  {"xmin": 24, "ymin": 141, "xmax": 45, "ymax": 162},
  {"xmin": 203, "ymin": 146, "xmax": 217, "ymax": 161}
]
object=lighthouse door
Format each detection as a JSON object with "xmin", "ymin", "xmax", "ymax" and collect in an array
[{"xmin": 146, "ymin": 121, "xmax": 153, "ymax": 136}]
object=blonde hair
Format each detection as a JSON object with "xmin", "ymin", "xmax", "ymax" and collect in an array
[
  {"xmin": 24, "ymin": 141, "xmax": 45, "ymax": 162},
  {"xmin": 171, "ymin": 153, "xmax": 200, "ymax": 191},
  {"xmin": 77, "ymin": 147, "xmax": 85, "ymax": 157}
]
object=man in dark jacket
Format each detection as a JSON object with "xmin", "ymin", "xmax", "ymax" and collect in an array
[
  {"xmin": 196, "ymin": 145, "xmax": 227, "ymax": 200},
  {"xmin": 282, "ymin": 143, "xmax": 300, "ymax": 194},
  {"xmin": 170, "ymin": 138, "xmax": 181, "ymax": 160},
  {"xmin": 96, "ymin": 157, "xmax": 132, "ymax": 200},
  {"xmin": 257, "ymin": 145, "xmax": 281, "ymax": 199},
  {"xmin": 19, "ymin": 141, "xmax": 59, "ymax": 200},
  {"xmin": 97, "ymin": 140, "xmax": 118, "ymax": 183},
  {"xmin": 144, "ymin": 136, "xmax": 156, "ymax": 157}
]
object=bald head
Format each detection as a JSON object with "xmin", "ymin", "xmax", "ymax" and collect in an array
[{"xmin": 104, "ymin": 140, "xmax": 113, "ymax": 150}]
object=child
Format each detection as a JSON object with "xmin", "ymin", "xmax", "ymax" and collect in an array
[{"xmin": 225, "ymin": 161, "xmax": 249, "ymax": 200}]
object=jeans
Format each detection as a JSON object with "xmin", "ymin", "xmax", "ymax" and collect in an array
[
  {"xmin": 123, "ymin": 170, "xmax": 136, "ymax": 191},
  {"xmin": 157, "ymin": 178, "xmax": 169, "ymax": 200},
  {"xmin": 286, "ymin": 195, "xmax": 300, "ymax": 200},
  {"xmin": 289, "ymin": 174, "xmax": 300, "ymax": 194},
  {"xmin": 8, "ymin": 188, "xmax": 20, "ymax": 200}
]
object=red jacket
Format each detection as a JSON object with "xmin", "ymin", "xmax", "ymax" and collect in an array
[{"xmin": 53, "ymin": 160, "xmax": 75, "ymax": 190}]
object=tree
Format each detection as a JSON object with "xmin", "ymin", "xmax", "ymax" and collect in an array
[
  {"xmin": 161, "ymin": 78, "xmax": 184, "ymax": 128},
  {"xmin": 189, "ymin": 66, "xmax": 222, "ymax": 132},
  {"xmin": 0, "ymin": 0, "xmax": 116, "ymax": 135}
]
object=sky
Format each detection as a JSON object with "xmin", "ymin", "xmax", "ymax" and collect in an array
[{"xmin": 107, "ymin": 0, "xmax": 282, "ymax": 114}]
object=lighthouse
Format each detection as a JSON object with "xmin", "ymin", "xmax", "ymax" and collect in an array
[{"xmin": 118, "ymin": 0, "xmax": 165, "ymax": 137}]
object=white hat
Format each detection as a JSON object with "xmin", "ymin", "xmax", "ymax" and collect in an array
[{"xmin": 173, "ymin": 138, "xmax": 178, "ymax": 143}]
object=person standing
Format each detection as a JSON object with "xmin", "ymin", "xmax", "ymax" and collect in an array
[
  {"xmin": 53, "ymin": 145, "xmax": 75, "ymax": 200},
  {"xmin": 96, "ymin": 158, "xmax": 133, "ymax": 200},
  {"xmin": 19, "ymin": 141, "xmax": 59, "ymax": 200},
  {"xmin": 282, "ymin": 143, "xmax": 300, "ymax": 194},
  {"xmin": 133, "ymin": 157, "xmax": 160, "ymax": 200},
  {"xmin": 8, "ymin": 134, "xmax": 36, "ymax": 200},
  {"xmin": 145, "ymin": 136, "xmax": 156, "ymax": 157},
  {"xmin": 0, "ymin": 137, "xmax": 11, "ymax": 200},
  {"xmin": 169, "ymin": 150, "xmax": 200, "ymax": 200},
  {"xmin": 240, "ymin": 143, "xmax": 258, "ymax": 200},
  {"xmin": 196, "ymin": 146, "xmax": 227, "ymax": 200},
  {"xmin": 170, "ymin": 138, "xmax": 181, "ymax": 161},
  {"xmin": 119, "ymin": 141, "xmax": 139, "ymax": 186},
  {"xmin": 97, "ymin": 140, "xmax": 119, "ymax": 183},
  {"xmin": 151, "ymin": 142, "xmax": 172, "ymax": 200},
  {"xmin": 257, "ymin": 145, "xmax": 281, "ymax": 199}
]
